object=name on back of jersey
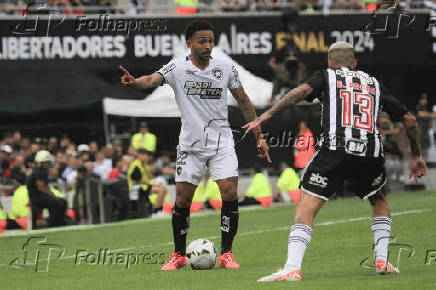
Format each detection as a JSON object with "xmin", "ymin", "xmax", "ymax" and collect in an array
[{"xmin": 184, "ymin": 81, "xmax": 223, "ymax": 99}]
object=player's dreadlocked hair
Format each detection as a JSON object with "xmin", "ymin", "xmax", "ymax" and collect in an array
[{"xmin": 185, "ymin": 20, "xmax": 214, "ymax": 40}]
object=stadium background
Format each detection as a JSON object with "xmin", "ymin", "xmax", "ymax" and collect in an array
[{"xmin": 1, "ymin": 2, "xmax": 435, "ymax": 167}]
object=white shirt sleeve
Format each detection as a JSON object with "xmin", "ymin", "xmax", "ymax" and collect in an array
[
  {"xmin": 228, "ymin": 64, "xmax": 242, "ymax": 90},
  {"xmin": 157, "ymin": 59, "xmax": 177, "ymax": 87}
]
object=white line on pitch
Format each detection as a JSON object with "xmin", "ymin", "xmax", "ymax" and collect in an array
[{"xmin": 0, "ymin": 207, "xmax": 429, "ymax": 267}]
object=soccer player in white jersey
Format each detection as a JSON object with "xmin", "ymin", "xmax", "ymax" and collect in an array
[{"xmin": 120, "ymin": 20, "xmax": 271, "ymax": 270}]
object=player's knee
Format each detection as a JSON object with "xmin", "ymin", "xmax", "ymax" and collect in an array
[
  {"xmin": 221, "ymin": 187, "xmax": 237, "ymax": 200},
  {"xmin": 175, "ymin": 197, "xmax": 191, "ymax": 208}
]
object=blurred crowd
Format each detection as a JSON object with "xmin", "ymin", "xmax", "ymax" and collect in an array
[{"xmin": 0, "ymin": 0, "xmax": 432, "ymax": 15}]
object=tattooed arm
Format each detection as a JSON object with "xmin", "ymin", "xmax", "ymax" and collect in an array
[
  {"xmin": 231, "ymin": 86, "xmax": 272, "ymax": 162},
  {"xmin": 242, "ymin": 83, "xmax": 313, "ymax": 134},
  {"xmin": 402, "ymin": 113, "xmax": 428, "ymax": 183}
]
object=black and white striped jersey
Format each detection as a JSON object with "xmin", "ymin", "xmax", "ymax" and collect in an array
[{"xmin": 305, "ymin": 67, "xmax": 408, "ymax": 158}]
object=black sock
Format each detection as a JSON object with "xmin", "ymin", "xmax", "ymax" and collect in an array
[
  {"xmin": 221, "ymin": 200, "xmax": 239, "ymax": 254},
  {"xmin": 172, "ymin": 205, "xmax": 190, "ymax": 256}
]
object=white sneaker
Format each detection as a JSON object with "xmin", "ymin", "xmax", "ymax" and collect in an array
[{"xmin": 257, "ymin": 268, "xmax": 302, "ymax": 282}]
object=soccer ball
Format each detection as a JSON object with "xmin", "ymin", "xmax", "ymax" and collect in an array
[{"xmin": 186, "ymin": 239, "xmax": 218, "ymax": 270}]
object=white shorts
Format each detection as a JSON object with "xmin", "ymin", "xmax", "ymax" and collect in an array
[{"xmin": 175, "ymin": 147, "xmax": 238, "ymax": 185}]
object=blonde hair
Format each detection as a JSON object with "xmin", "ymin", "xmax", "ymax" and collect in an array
[{"xmin": 328, "ymin": 42, "xmax": 355, "ymax": 67}]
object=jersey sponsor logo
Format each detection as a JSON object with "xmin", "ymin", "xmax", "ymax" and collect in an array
[
  {"xmin": 211, "ymin": 67, "xmax": 223, "ymax": 80},
  {"xmin": 335, "ymin": 70, "xmax": 373, "ymax": 85},
  {"xmin": 345, "ymin": 138, "xmax": 367, "ymax": 155},
  {"xmin": 309, "ymin": 173, "xmax": 328, "ymax": 188},
  {"xmin": 162, "ymin": 62, "xmax": 176, "ymax": 75},
  {"xmin": 184, "ymin": 81, "xmax": 223, "ymax": 99}
]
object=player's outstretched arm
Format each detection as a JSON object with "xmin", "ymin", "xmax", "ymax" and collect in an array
[
  {"xmin": 402, "ymin": 113, "xmax": 428, "ymax": 183},
  {"xmin": 242, "ymin": 83, "xmax": 313, "ymax": 134},
  {"xmin": 231, "ymin": 86, "xmax": 271, "ymax": 162},
  {"xmin": 119, "ymin": 66, "xmax": 163, "ymax": 90}
]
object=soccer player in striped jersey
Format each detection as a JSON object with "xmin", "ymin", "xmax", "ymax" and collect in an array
[
  {"xmin": 243, "ymin": 42, "xmax": 428, "ymax": 281},
  {"xmin": 120, "ymin": 20, "xmax": 271, "ymax": 270}
]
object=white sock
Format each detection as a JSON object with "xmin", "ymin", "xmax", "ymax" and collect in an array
[
  {"xmin": 284, "ymin": 224, "xmax": 312, "ymax": 271},
  {"xmin": 371, "ymin": 216, "xmax": 392, "ymax": 262}
]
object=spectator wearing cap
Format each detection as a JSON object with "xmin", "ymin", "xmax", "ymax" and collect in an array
[
  {"xmin": 78, "ymin": 144, "xmax": 91, "ymax": 162},
  {"xmin": 131, "ymin": 121, "xmax": 157, "ymax": 153},
  {"xmin": 27, "ymin": 150, "xmax": 67, "ymax": 228}
]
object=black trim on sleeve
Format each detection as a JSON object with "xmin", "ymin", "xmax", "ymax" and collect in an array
[{"xmin": 156, "ymin": 71, "xmax": 165, "ymax": 86}]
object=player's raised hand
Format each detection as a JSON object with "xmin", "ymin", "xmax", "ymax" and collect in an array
[
  {"xmin": 242, "ymin": 111, "xmax": 272, "ymax": 135},
  {"xmin": 120, "ymin": 66, "xmax": 136, "ymax": 87},
  {"xmin": 409, "ymin": 156, "xmax": 428, "ymax": 183},
  {"xmin": 257, "ymin": 138, "xmax": 272, "ymax": 163}
]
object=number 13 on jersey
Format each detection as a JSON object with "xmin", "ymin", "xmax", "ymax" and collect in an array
[{"xmin": 340, "ymin": 90, "xmax": 374, "ymax": 132}]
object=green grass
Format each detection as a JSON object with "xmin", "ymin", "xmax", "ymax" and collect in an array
[{"xmin": 1, "ymin": 191, "xmax": 436, "ymax": 289}]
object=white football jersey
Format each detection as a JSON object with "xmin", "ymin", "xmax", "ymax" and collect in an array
[{"xmin": 157, "ymin": 56, "xmax": 241, "ymax": 154}]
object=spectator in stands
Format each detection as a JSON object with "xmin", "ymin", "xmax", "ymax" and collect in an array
[
  {"xmin": 0, "ymin": 0, "xmax": 27, "ymax": 15},
  {"xmin": 127, "ymin": 148, "xmax": 168, "ymax": 214},
  {"xmin": 415, "ymin": 93, "xmax": 436, "ymax": 158},
  {"xmin": 47, "ymin": 136, "xmax": 59, "ymax": 153},
  {"xmin": 0, "ymin": 145, "xmax": 12, "ymax": 180},
  {"xmin": 77, "ymin": 144, "xmax": 91, "ymax": 162},
  {"xmin": 89, "ymin": 141, "xmax": 99, "ymax": 161},
  {"xmin": 92, "ymin": 151, "xmax": 112, "ymax": 180},
  {"xmin": 363, "ymin": 0, "xmax": 377, "ymax": 10},
  {"xmin": 62, "ymin": 154, "xmax": 81, "ymax": 185},
  {"xmin": 25, "ymin": 142, "xmax": 40, "ymax": 168},
  {"xmin": 12, "ymin": 131, "xmax": 21, "ymax": 151},
  {"xmin": 60, "ymin": 135, "xmax": 72, "ymax": 151},
  {"xmin": 55, "ymin": 151, "xmax": 67, "ymax": 174},
  {"xmin": 131, "ymin": 121, "xmax": 157, "ymax": 153},
  {"xmin": 334, "ymin": 0, "xmax": 364, "ymax": 10},
  {"xmin": 238, "ymin": 168, "xmax": 273, "ymax": 207},
  {"xmin": 153, "ymin": 154, "xmax": 175, "ymax": 176},
  {"xmin": 174, "ymin": 0, "xmax": 198, "ymax": 14},
  {"xmin": 27, "ymin": 150, "xmax": 67, "ymax": 228},
  {"xmin": 272, "ymin": 162, "xmax": 300, "ymax": 202},
  {"xmin": 218, "ymin": 0, "xmax": 250, "ymax": 11},
  {"xmin": 294, "ymin": 121, "xmax": 315, "ymax": 171},
  {"xmin": 10, "ymin": 155, "xmax": 29, "ymax": 185}
]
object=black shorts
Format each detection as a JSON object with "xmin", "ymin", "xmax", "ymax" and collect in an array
[{"xmin": 300, "ymin": 149, "xmax": 387, "ymax": 201}]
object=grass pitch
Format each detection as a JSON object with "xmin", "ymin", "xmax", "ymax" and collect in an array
[{"xmin": 1, "ymin": 190, "xmax": 435, "ymax": 290}]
